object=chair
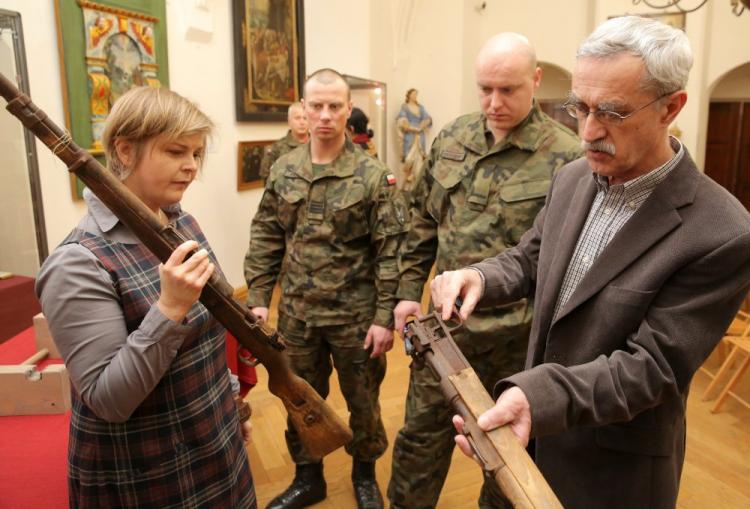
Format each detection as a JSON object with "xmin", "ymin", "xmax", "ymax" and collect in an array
[
  {"xmin": 701, "ymin": 314, "xmax": 750, "ymax": 412},
  {"xmin": 699, "ymin": 310, "xmax": 749, "ymax": 386},
  {"xmin": 708, "ymin": 336, "xmax": 750, "ymax": 413}
]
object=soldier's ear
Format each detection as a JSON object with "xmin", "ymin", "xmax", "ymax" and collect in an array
[{"xmin": 533, "ymin": 67, "xmax": 542, "ymax": 91}]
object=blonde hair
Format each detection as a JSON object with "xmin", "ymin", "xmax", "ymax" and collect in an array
[{"xmin": 102, "ymin": 87, "xmax": 214, "ymax": 180}]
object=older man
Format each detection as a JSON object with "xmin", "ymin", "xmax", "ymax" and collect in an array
[
  {"xmin": 387, "ymin": 33, "xmax": 582, "ymax": 509},
  {"xmin": 432, "ymin": 16, "xmax": 750, "ymax": 509},
  {"xmin": 245, "ymin": 68, "xmax": 407, "ymax": 509},
  {"xmin": 259, "ymin": 102, "xmax": 309, "ymax": 181}
]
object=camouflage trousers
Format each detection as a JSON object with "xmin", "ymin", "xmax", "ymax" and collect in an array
[
  {"xmin": 387, "ymin": 329, "xmax": 528, "ymax": 509},
  {"xmin": 278, "ymin": 312, "xmax": 388, "ymax": 464}
]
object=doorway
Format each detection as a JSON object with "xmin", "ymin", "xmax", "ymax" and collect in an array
[
  {"xmin": 0, "ymin": 9, "xmax": 47, "ymax": 276},
  {"xmin": 705, "ymin": 102, "xmax": 750, "ymax": 210}
]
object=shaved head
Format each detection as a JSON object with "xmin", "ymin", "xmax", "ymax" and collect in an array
[
  {"xmin": 474, "ymin": 32, "xmax": 541, "ymax": 140},
  {"xmin": 304, "ymin": 68, "xmax": 351, "ymax": 100},
  {"xmin": 475, "ymin": 32, "xmax": 537, "ymax": 78}
]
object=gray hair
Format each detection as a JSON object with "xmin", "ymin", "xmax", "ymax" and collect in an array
[{"xmin": 577, "ymin": 15, "xmax": 693, "ymax": 96}]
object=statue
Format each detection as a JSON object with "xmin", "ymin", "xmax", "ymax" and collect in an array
[{"xmin": 397, "ymin": 88, "xmax": 432, "ymax": 189}]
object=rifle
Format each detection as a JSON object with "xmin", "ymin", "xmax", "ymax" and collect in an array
[
  {"xmin": 404, "ymin": 311, "xmax": 562, "ymax": 509},
  {"xmin": 0, "ymin": 72, "xmax": 352, "ymax": 460}
]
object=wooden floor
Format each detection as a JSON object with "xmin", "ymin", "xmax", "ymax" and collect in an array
[{"xmin": 243, "ymin": 291, "xmax": 750, "ymax": 508}]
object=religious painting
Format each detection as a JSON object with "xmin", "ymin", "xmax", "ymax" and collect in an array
[
  {"xmin": 237, "ymin": 140, "xmax": 272, "ymax": 191},
  {"xmin": 55, "ymin": 0, "xmax": 169, "ymax": 199},
  {"xmin": 232, "ymin": 0, "xmax": 306, "ymax": 121}
]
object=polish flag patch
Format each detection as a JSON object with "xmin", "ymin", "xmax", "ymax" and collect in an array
[{"xmin": 386, "ymin": 173, "xmax": 397, "ymax": 186}]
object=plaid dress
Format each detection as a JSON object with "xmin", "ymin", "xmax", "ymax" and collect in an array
[{"xmin": 62, "ymin": 212, "xmax": 255, "ymax": 508}]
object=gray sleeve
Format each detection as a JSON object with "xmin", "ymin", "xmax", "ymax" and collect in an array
[{"xmin": 36, "ymin": 243, "xmax": 191, "ymax": 423}]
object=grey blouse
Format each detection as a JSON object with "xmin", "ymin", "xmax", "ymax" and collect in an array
[{"xmin": 36, "ymin": 189, "xmax": 237, "ymax": 423}]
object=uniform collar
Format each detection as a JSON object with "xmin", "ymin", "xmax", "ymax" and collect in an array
[
  {"xmin": 286, "ymin": 138, "xmax": 358, "ymax": 181},
  {"xmin": 458, "ymin": 100, "xmax": 546, "ymax": 155}
]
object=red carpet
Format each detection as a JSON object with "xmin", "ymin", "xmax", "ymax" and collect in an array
[{"xmin": 0, "ymin": 327, "xmax": 68, "ymax": 508}]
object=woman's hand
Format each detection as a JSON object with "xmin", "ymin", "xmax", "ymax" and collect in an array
[{"xmin": 157, "ymin": 240, "xmax": 214, "ymax": 322}]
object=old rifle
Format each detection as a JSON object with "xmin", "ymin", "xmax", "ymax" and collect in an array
[
  {"xmin": 404, "ymin": 311, "xmax": 562, "ymax": 509},
  {"xmin": 0, "ymin": 72, "xmax": 352, "ymax": 459}
]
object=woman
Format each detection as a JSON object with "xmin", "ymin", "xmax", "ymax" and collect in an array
[
  {"xmin": 36, "ymin": 87, "xmax": 256, "ymax": 508},
  {"xmin": 347, "ymin": 106, "xmax": 378, "ymax": 158},
  {"xmin": 396, "ymin": 88, "xmax": 432, "ymax": 188}
]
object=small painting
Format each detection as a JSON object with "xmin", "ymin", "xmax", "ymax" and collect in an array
[{"xmin": 238, "ymin": 140, "xmax": 273, "ymax": 191}]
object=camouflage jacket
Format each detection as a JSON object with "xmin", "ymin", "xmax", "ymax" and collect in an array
[
  {"xmin": 398, "ymin": 102, "xmax": 583, "ymax": 350},
  {"xmin": 259, "ymin": 131, "xmax": 305, "ymax": 180},
  {"xmin": 245, "ymin": 139, "xmax": 408, "ymax": 327}
]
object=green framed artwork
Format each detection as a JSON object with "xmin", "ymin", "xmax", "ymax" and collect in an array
[{"xmin": 55, "ymin": 0, "xmax": 169, "ymax": 200}]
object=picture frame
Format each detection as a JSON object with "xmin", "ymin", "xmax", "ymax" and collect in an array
[
  {"xmin": 237, "ymin": 140, "xmax": 273, "ymax": 191},
  {"xmin": 55, "ymin": 0, "xmax": 169, "ymax": 200},
  {"xmin": 232, "ymin": 0, "xmax": 306, "ymax": 122}
]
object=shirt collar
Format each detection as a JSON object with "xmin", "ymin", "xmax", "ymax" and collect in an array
[{"xmin": 83, "ymin": 187, "xmax": 182, "ymax": 233}]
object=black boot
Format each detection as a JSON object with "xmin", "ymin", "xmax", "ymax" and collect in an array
[
  {"xmin": 266, "ymin": 462, "xmax": 326, "ymax": 509},
  {"xmin": 351, "ymin": 460, "xmax": 383, "ymax": 509}
]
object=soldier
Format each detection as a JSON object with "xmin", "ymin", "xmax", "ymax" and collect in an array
[
  {"xmin": 387, "ymin": 33, "xmax": 583, "ymax": 509},
  {"xmin": 244, "ymin": 68, "xmax": 408, "ymax": 509},
  {"xmin": 259, "ymin": 102, "xmax": 309, "ymax": 181}
]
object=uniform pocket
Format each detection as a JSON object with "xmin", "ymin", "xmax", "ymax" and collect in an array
[
  {"xmin": 499, "ymin": 178, "xmax": 550, "ymax": 244},
  {"xmin": 331, "ymin": 185, "xmax": 370, "ymax": 242},
  {"xmin": 426, "ymin": 159, "xmax": 467, "ymax": 222},
  {"xmin": 277, "ymin": 186, "xmax": 305, "ymax": 230}
]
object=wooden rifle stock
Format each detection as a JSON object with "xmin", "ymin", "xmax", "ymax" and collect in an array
[
  {"xmin": 0, "ymin": 72, "xmax": 352, "ymax": 459},
  {"xmin": 404, "ymin": 311, "xmax": 562, "ymax": 509}
]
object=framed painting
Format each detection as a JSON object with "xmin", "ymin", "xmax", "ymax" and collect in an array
[
  {"xmin": 238, "ymin": 140, "xmax": 273, "ymax": 191},
  {"xmin": 232, "ymin": 0, "xmax": 305, "ymax": 121},
  {"xmin": 55, "ymin": 0, "xmax": 169, "ymax": 199}
]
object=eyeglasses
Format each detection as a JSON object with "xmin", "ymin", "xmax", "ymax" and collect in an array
[{"xmin": 562, "ymin": 92, "xmax": 674, "ymax": 126}]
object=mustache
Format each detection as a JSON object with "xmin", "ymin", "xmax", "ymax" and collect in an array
[{"xmin": 581, "ymin": 139, "xmax": 616, "ymax": 156}]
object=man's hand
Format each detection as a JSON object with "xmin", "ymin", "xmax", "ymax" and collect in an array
[
  {"xmin": 364, "ymin": 324, "xmax": 394, "ymax": 358},
  {"xmin": 393, "ymin": 300, "xmax": 423, "ymax": 336},
  {"xmin": 241, "ymin": 420, "xmax": 252, "ymax": 443},
  {"xmin": 430, "ymin": 268, "xmax": 483, "ymax": 321},
  {"xmin": 251, "ymin": 306, "xmax": 269, "ymax": 323},
  {"xmin": 452, "ymin": 386, "xmax": 532, "ymax": 463}
]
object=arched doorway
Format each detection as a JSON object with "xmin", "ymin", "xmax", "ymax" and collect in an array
[
  {"xmin": 536, "ymin": 62, "xmax": 576, "ymax": 133},
  {"xmin": 705, "ymin": 62, "xmax": 750, "ymax": 210}
]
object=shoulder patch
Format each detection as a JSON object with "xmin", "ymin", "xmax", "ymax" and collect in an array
[{"xmin": 385, "ymin": 173, "xmax": 397, "ymax": 186}]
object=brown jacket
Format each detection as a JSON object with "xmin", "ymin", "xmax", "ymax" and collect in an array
[{"xmin": 474, "ymin": 151, "xmax": 750, "ymax": 508}]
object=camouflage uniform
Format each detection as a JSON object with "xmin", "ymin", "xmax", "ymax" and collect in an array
[
  {"xmin": 259, "ymin": 130, "xmax": 305, "ymax": 181},
  {"xmin": 388, "ymin": 102, "xmax": 583, "ymax": 509},
  {"xmin": 244, "ymin": 139, "xmax": 408, "ymax": 464}
]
